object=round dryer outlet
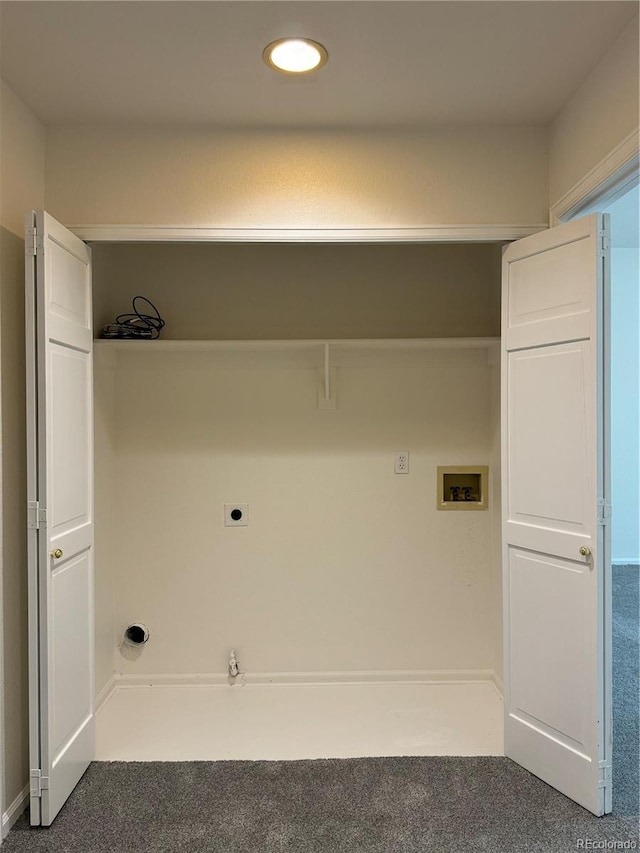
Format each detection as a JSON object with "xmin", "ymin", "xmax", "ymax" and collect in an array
[{"xmin": 225, "ymin": 504, "xmax": 248, "ymax": 526}]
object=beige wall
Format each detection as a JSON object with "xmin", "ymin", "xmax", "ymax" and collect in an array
[
  {"xmin": 45, "ymin": 126, "xmax": 548, "ymax": 228},
  {"xmin": 94, "ymin": 351, "xmax": 117, "ymax": 699},
  {"xmin": 548, "ymin": 16, "xmax": 639, "ymax": 208},
  {"xmin": 0, "ymin": 81, "xmax": 45, "ymax": 816},
  {"xmin": 96, "ymin": 346, "xmax": 498, "ymax": 679},
  {"xmin": 92, "ymin": 242, "xmax": 502, "ymax": 341},
  {"xmin": 1, "ymin": 82, "xmax": 45, "ymax": 239},
  {"xmin": 92, "ymin": 243, "xmax": 503, "ymax": 692}
]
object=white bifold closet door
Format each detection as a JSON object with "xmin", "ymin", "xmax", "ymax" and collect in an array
[
  {"xmin": 501, "ymin": 213, "xmax": 612, "ymax": 816},
  {"xmin": 26, "ymin": 210, "xmax": 94, "ymax": 826}
]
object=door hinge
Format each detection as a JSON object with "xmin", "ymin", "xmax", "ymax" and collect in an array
[
  {"xmin": 27, "ymin": 500, "xmax": 47, "ymax": 530},
  {"xmin": 25, "ymin": 227, "xmax": 44, "ymax": 258},
  {"xmin": 25, "ymin": 227, "xmax": 37, "ymax": 258},
  {"xmin": 597, "ymin": 499, "xmax": 612, "ymax": 525},
  {"xmin": 598, "ymin": 759, "xmax": 612, "ymax": 788},
  {"xmin": 30, "ymin": 769, "xmax": 50, "ymax": 798},
  {"xmin": 598, "ymin": 234, "xmax": 611, "ymax": 257}
]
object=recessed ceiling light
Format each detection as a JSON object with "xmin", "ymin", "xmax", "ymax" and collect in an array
[{"xmin": 263, "ymin": 38, "xmax": 328, "ymax": 74}]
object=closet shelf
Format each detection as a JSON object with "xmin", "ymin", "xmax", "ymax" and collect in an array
[
  {"xmin": 94, "ymin": 338, "xmax": 499, "ymax": 409},
  {"xmin": 93, "ymin": 339, "xmax": 500, "ymax": 377},
  {"xmin": 93, "ymin": 337, "xmax": 499, "ymax": 352}
]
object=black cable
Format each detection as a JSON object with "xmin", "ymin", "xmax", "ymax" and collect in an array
[{"xmin": 102, "ymin": 296, "xmax": 165, "ymax": 340}]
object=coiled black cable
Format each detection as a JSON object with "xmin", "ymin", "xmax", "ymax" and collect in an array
[{"xmin": 104, "ymin": 296, "xmax": 165, "ymax": 340}]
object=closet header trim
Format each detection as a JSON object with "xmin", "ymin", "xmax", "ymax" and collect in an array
[{"xmin": 70, "ymin": 224, "xmax": 547, "ymax": 244}]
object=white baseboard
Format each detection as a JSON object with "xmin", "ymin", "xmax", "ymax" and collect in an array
[
  {"xmin": 112, "ymin": 668, "xmax": 497, "ymax": 689},
  {"xmin": 95, "ymin": 675, "xmax": 117, "ymax": 714},
  {"xmin": 1, "ymin": 785, "xmax": 29, "ymax": 840}
]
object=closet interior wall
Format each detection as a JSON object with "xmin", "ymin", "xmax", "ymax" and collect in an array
[{"xmin": 92, "ymin": 242, "xmax": 504, "ymax": 695}]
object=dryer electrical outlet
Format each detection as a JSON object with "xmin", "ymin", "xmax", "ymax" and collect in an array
[{"xmin": 225, "ymin": 504, "xmax": 249, "ymax": 526}]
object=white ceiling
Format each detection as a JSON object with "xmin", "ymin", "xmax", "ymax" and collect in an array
[{"xmin": 0, "ymin": 1, "xmax": 636, "ymax": 128}]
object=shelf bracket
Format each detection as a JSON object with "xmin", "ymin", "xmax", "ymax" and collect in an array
[
  {"xmin": 324, "ymin": 343, "xmax": 330, "ymax": 401},
  {"xmin": 318, "ymin": 343, "xmax": 336, "ymax": 409}
]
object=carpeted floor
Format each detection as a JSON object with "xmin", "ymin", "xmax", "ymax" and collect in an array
[
  {"xmin": 5, "ymin": 566, "xmax": 638, "ymax": 852},
  {"xmin": 612, "ymin": 564, "xmax": 640, "ymax": 819}
]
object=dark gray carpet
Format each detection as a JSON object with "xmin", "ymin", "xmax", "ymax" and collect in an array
[
  {"xmin": 5, "ymin": 566, "xmax": 638, "ymax": 852},
  {"xmin": 612, "ymin": 564, "xmax": 640, "ymax": 817}
]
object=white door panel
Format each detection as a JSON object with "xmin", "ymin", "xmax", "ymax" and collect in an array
[
  {"xmin": 26, "ymin": 210, "xmax": 94, "ymax": 826},
  {"xmin": 508, "ymin": 344, "xmax": 592, "ymax": 535},
  {"xmin": 506, "ymin": 216, "xmax": 599, "ymax": 352},
  {"xmin": 51, "ymin": 554, "xmax": 92, "ymax": 754},
  {"xmin": 509, "ymin": 548, "xmax": 591, "ymax": 748},
  {"xmin": 47, "ymin": 235, "xmax": 92, "ymax": 348},
  {"xmin": 49, "ymin": 345, "xmax": 92, "ymax": 540},
  {"xmin": 502, "ymin": 213, "xmax": 611, "ymax": 816},
  {"xmin": 508, "ymin": 238, "xmax": 592, "ymax": 326},
  {"xmin": 506, "ymin": 314, "xmax": 592, "ymax": 352}
]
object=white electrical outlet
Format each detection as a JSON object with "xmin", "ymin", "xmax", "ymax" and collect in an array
[
  {"xmin": 394, "ymin": 451, "xmax": 409, "ymax": 474},
  {"xmin": 225, "ymin": 504, "xmax": 249, "ymax": 526}
]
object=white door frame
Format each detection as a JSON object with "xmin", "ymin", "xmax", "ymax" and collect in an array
[
  {"xmin": 550, "ymin": 128, "xmax": 639, "ymax": 225},
  {"xmin": 551, "ymin": 134, "xmax": 639, "ymax": 816}
]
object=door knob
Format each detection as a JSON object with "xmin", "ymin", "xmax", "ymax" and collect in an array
[
  {"xmin": 51, "ymin": 548, "xmax": 63, "ymax": 559},
  {"xmin": 579, "ymin": 546, "xmax": 591, "ymax": 557}
]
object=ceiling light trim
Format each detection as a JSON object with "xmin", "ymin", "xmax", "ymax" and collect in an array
[{"xmin": 263, "ymin": 37, "xmax": 328, "ymax": 75}]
